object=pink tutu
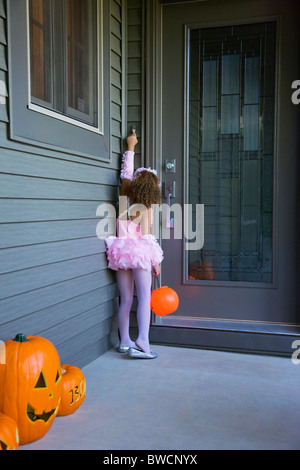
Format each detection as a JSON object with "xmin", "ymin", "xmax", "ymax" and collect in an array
[{"xmin": 105, "ymin": 219, "xmax": 163, "ymax": 271}]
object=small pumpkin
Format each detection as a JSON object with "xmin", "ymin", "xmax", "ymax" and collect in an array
[
  {"xmin": 57, "ymin": 365, "xmax": 86, "ymax": 416},
  {"xmin": 189, "ymin": 261, "xmax": 215, "ymax": 280},
  {"xmin": 0, "ymin": 413, "xmax": 19, "ymax": 450},
  {"xmin": 151, "ymin": 286, "xmax": 179, "ymax": 316},
  {"xmin": 0, "ymin": 334, "xmax": 63, "ymax": 445},
  {"xmin": 197, "ymin": 261, "xmax": 215, "ymax": 280}
]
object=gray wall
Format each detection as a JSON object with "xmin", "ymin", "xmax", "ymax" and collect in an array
[
  {"xmin": 126, "ymin": 0, "xmax": 146, "ymax": 332},
  {"xmin": 0, "ymin": 0, "xmax": 125, "ymax": 368},
  {"xmin": 127, "ymin": 0, "xmax": 145, "ymax": 168}
]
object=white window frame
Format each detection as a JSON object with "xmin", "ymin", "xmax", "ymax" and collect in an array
[{"xmin": 25, "ymin": 0, "xmax": 104, "ymax": 135}]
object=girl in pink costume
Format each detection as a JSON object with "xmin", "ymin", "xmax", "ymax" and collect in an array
[{"xmin": 105, "ymin": 131, "xmax": 163, "ymax": 359}]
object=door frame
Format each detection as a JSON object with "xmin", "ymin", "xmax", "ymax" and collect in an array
[{"xmin": 146, "ymin": 0, "xmax": 300, "ymax": 356}]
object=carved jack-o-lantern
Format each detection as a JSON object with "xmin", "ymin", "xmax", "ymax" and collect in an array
[
  {"xmin": 58, "ymin": 365, "xmax": 86, "ymax": 416},
  {"xmin": 0, "ymin": 334, "xmax": 63, "ymax": 445},
  {"xmin": 0, "ymin": 413, "xmax": 19, "ymax": 450}
]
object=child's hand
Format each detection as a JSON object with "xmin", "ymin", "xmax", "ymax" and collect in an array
[
  {"xmin": 152, "ymin": 264, "xmax": 161, "ymax": 277},
  {"xmin": 126, "ymin": 130, "xmax": 138, "ymax": 151}
]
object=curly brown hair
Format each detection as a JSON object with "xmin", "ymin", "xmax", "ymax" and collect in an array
[{"xmin": 128, "ymin": 171, "xmax": 161, "ymax": 208}]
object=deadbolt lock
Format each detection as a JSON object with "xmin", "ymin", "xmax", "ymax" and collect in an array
[{"xmin": 165, "ymin": 159, "xmax": 176, "ymax": 173}]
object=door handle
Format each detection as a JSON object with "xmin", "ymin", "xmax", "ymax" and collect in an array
[
  {"xmin": 165, "ymin": 159, "xmax": 176, "ymax": 173},
  {"xmin": 164, "ymin": 181, "xmax": 176, "ymax": 229}
]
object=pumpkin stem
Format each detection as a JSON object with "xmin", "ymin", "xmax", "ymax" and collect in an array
[{"xmin": 14, "ymin": 334, "xmax": 29, "ymax": 342}]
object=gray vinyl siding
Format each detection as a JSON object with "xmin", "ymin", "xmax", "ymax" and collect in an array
[
  {"xmin": 126, "ymin": 0, "xmax": 145, "ymax": 168},
  {"xmin": 126, "ymin": 0, "xmax": 145, "ymax": 333},
  {"xmin": 0, "ymin": 0, "xmax": 124, "ymax": 367}
]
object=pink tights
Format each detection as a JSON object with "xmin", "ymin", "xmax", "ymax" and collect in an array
[{"xmin": 116, "ymin": 268, "xmax": 152, "ymax": 353}]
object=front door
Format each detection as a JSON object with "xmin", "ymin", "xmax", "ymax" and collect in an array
[{"xmin": 151, "ymin": 0, "xmax": 300, "ymax": 354}]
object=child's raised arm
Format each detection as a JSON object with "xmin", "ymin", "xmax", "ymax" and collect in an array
[
  {"xmin": 120, "ymin": 130, "xmax": 138, "ymax": 196},
  {"xmin": 126, "ymin": 129, "xmax": 138, "ymax": 151}
]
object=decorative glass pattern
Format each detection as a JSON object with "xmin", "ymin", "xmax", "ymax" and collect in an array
[{"xmin": 187, "ymin": 22, "xmax": 276, "ymax": 283}]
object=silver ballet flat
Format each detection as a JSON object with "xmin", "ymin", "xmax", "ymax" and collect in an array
[
  {"xmin": 127, "ymin": 347, "xmax": 158, "ymax": 359},
  {"xmin": 118, "ymin": 344, "xmax": 131, "ymax": 353},
  {"xmin": 118, "ymin": 344, "xmax": 141, "ymax": 353}
]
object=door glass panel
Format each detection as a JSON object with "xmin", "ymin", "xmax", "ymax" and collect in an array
[{"xmin": 187, "ymin": 22, "xmax": 276, "ymax": 283}]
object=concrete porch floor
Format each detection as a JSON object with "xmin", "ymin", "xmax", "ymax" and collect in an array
[{"xmin": 20, "ymin": 345, "xmax": 300, "ymax": 451}]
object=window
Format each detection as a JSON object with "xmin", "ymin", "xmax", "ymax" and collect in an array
[
  {"xmin": 29, "ymin": 0, "xmax": 100, "ymax": 130},
  {"xmin": 8, "ymin": 0, "xmax": 110, "ymax": 161}
]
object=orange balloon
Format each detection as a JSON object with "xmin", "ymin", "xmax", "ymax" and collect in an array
[{"xmin": 151, "ymin": 286, "xmax": 179, "ymax": 316}]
